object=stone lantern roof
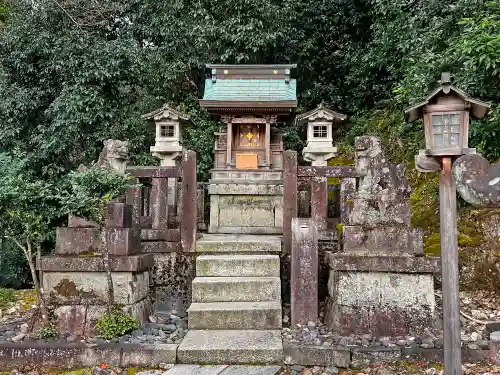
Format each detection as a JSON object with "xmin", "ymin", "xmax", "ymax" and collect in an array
[
  {"xmin": 141, "ymin": 103, "xmax": 190, "ymax": 122},
  {"xmin": 295, "ymin": 103, "xmax": 346, "ymax": 124},
  {"xmin": 404, "ymin": 73, "xmax": 491, "ymax": 123}
]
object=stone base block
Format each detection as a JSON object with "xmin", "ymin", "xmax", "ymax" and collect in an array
[
  {"xmin": 490, "ymin": 340, "xmax": 500, "ymax": 365},
  {"xmin": 55, "ymin": 227, "xmax": 99, "ymax": 255},
  {"xmin": 283, "ymin": 344, "xmax": 351, "ymax": 368},
  {"xmin": 349, "ymin": 197, "xmax": 411, "ymax": 226},
  {"xmin": 53, "ymin": 298, "xmax": 152, "ymax": 336},
  {"xmin": 43, "ymin": 270, "xmax": 149, "ymax": 305},
  {"xmin": 152, "ymin": 252, "xmax": 195, "ymax": 313},
  {"xmin": 342, "ymin": 226, "xmax": 423, "ymax": 254},
  {"xmin": 209, "ymin": 183, "xmax": 283, "ymax": 235},
  {"xmin": 325, "ymin": 270, "xmax": 436, "ymax": 336},
  {"xmin": 106, "ymin": 228, "xmax": 141, "ymax": 255}
]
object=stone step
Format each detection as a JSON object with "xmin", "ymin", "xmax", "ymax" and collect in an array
[
  {"xmin": 192, "ymin": 277, "xmax": 281, "ymax": 303},
  {"xmin": 177, "ymin": 330, "xmax": 283, "ymax": 365},
  {"xmin": 196, "ymin": 255, "xmax": 280, "ymax": 277},
  {"xmin": 196, "ymin": 234, "xmax": 281, "ymax": 253},
  {"xmin": 188, "ymin": 301, "xmax": 282, "ymax": 330}
]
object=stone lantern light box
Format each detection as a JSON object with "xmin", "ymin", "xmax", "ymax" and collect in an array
[
  {"xmin": 142, "ymin": 104, "xmax": 190, "ymax": 166},
  {"xmin": 296, "ymin": 103, "xmax": 346, "ymax": 166},
  {"xmin": 405, "ymin": 72, "xmax": 490, "ymax": 157}
]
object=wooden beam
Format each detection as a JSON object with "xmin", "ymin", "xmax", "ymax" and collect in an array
[{"xmin": 439, "ymin": 156, "xmax": 462, "ymax": 375}]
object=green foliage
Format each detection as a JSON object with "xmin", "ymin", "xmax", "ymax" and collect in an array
[
  {"xmin": 59, "ymin": 166, "xmax": 137, "ymax": 227},
  {"xmin": 0, "ymin": 287, "xmax": 15, "ymax": 307},
  {"xmin": 96, "ymin": 309, "xmax": 139, "ymax": 340},
  {"xmin": 39, "ymin": 324, "xmax": 59, "ymax": 340}
]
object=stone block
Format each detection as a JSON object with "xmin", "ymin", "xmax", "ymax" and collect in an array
[
  {"xmin": 141, "ymin": 229, "xmax": 181, "ymax": 241},
  {"xmin": 188, "ymin": 301, "xmax": 281, "ymax": 330},
  {"xmin": 326, "ymin": 271, "xmax": 436, "ymax": 336},
  {"xmin": 141, "ymin": 241, "xmax": 181, "ymax": 253},
  {"xmin": 43, "ymin": 270, "xmax": 149, "ymax": 305},
  {"xmin": 53, "ymin": 305, "xmax": 87, "ymax": 335},
  {"xmin": 217, "ymin": 196, "xmax": 276, "ymax": 228},
  {"xmin": 106, "ymin": 202, "xmax": 132, "ymax": 228},
  {"xmin": 291, "ymin": 218, "xmax": 318, "ymax": 325},
  {"xmin": 191, "ymin": 277, "xmax": 281, "ymax": 303},
  {"xmin": 327, "ymin": 253, "xmax": 440, "ymax": 273},
  {"xmin": 55, "ymin": 227, "xmax": 99, "ymax": 255},
  {"xmin": 177, "ymin": 330, "xmax": 282, "ymax": 364},
  {"xmin": 220, "ymin": 366, "xmax": 282, "ymax": 375},
  {"xmin": 208, "ymin": 183, "xmax": 283, "ymax": 196},
  {"xmin": 490, "ymin": 338, "xmax": 500, "ymax": 365},
  {"xmin": 196, "ymin": 255, "xmax": 280, "ymax": 277},
  {"xmin": 106, "ymin": 228, "xmax": 141, "ymax": 255},
  {"xmin": 351, "ymin": 347, "xmax": 401, "ymax": 369},
  {"xmin": 342, "ymin": 226, "xmax": 423, "ymax": 254},
  {"xmin": 39, "ymin": 254, "xmax": 153, "ymax": 272},
  {"xmin": 121, "ymin": 344, "xmax": 178, "ymax": 367},
  {"xmin": 349, "ymin": 197, "xmax": 411, "ymax": 226},
  {"xmin": 282, "ymin": 344, "xmax": 351, "ymax": 368},
  {"xmin": 166, "ymin": 365, "xmax": 228, "ymax": 375},
  {"xmin": 196, "ymin": 234, "xmax": 282, "ymax": 253}
]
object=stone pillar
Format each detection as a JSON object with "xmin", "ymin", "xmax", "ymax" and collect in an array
[
  {"xmin": 340, "ymin": 177, "xmax": 356, "ymax": 225},
  {"xmin": 310, "ymin": 177, "xmax": 327, "ymax": 231},
  {"xmin": 151, "ymin": 177, "xmax": 169, "ymax": 230},
  {"xmin": 291, "ymin": 218, "xmax": 318, "ymax": 325}
]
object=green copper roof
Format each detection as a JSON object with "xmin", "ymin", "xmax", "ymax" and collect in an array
[{"xmin": 202, "ymin": 79, "xmax": 297, "ymax": 102}]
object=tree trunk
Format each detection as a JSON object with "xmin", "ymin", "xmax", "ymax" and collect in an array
[
  {"xmin": 26, "ymin": 241, "xmax": 49, "ymax": 325},
  {"xmin": 100, "ymin": 228, "xmax": 114, "ymax": 313}
]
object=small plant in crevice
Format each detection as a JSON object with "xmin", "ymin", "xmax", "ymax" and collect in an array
[
  {"xmin": 96, "ymin": 309, "xmax": 139, "ymax": 340},
  {"xmin": 39, "ymin": 323, "xmax": 59, "ymax": 340}
]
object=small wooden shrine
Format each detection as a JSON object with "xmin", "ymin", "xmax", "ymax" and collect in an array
[
  {"xmin": 200, "ymin": 64, "xmax": 297, "ymax": 233},
  {"xmin": 200, "ymin": 64, "xmax": 297, "ymax": 180}
]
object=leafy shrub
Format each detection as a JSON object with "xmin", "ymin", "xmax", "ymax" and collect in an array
[
  {"xmin": 0, "ymin": 287, "xmax": 15, "ymax": 307},
  {"xmin": 96, "ymin": 310, "xmax": 139, "ymax": 340},
  {"xmin": 39, "ymin": 324, "xmax": 59, "ymax": 340}
]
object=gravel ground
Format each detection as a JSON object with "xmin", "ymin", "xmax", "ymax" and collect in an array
[{"xmin": 282, "ymin": 289, "xmax": 500, "ymax": 349}]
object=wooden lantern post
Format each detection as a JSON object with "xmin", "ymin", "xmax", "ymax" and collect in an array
[{"xmin": 405, "ymin": 73, "xmax": 490, "ymax": 375}]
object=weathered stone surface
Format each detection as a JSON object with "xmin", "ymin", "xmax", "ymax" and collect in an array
[
  {"xmin": 342, "ymin": 226, "xmax": 423, "ymax": 254},
  {"xmin": 39, "ymin": 254, "xmax": 153, "ymax": 272},
  {"xmin": 177, "ymin": 330, "xmax": 282, "ymax": 364},
  {"xmin": 53, "ymin": 305, "xmax": 87, "ymax": 335},
  {"xmin": 141, "ymin": 241, "xmax": 181, "ymax": 253},
  {"xmin": 220, "ymin": 366, "xmax": 282, "ymax": 375},
  {"xmin": 351, "ymin": 347, "xmax": 401, "ymax": 369},
  {"xmin": 490, "ymin": 340, "xmax": 500, "ymax": 365},
  {"xmin": 208, "ymin": 183, "xmax": 283, "ymax": 196},
  {"xmin": 121, "ymin": 343, "xmax": 178, "ymax": 367},
  {"xmin": 0, "ymin": 342, "xmax": 176, "ymax": 369},
  {"xmin": 453, "ymin": 153, "xmax": 500, "ymax": 206},
  {"xmin": 55, "ymin": 227, "xmax": 100, "ymax": 255},
  {"xmin": 283, "ymin": 344, "xmax": 351, "ymax": 368},
  {"xmin": 68, "ymin": 215, "xmax": 97, "ymax": 228},
  {"xmin": 106, "ymin": 228, "xmax": 141, "ymax": 255},
  {"xmin": 192, "ymin": 277, "xmax": 281, "ymax": 303},
  {"xmin": 196, "ymin": 255, "xmax": 280, "ymax": 277},
  {"xmin": 291, "ymin": 218, "xmax": 318, "ymax": 325},
  {"xmin": 152, "ymin": 252, "xmax": 195, "ymax": 313},
  {"xmin": 141, "ymin": 229, "xmax": 180, "ymax": 241},
  {"xmin": 188, "ymin": 301, "xmax": 281, "ymax": 330},
  {"xmin": 106, "ymin": 202, "xmax": 133, "ymax": 228},
  {"xmin": 96, "ymin": 139, "xmax": 129, "ymax": 174},
  {"xmin": 326, "ymin": 253, "xmax": 440, "ymax": 273},
  {"xmin": 43, "ymin": 270, "xmax": 149, "ymax": 305},
  {"xmin": 349, "ymin": 197, "xmax": 411, "ymax": 226},
  {"xmin": 326, "ymin": 271, "xmax": 436, "ymax": 336},
  {"xmin": 165, "ymin": 365, "xmax": 228, "ymax": 375},
  {"xmin": 196, "ymin": 234, "xmax": 281, "ymax": 253}
]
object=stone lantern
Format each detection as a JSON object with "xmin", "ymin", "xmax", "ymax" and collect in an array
[
  {"xmin": 296, "ymin": 104, "xmax": 346, "ymax": 166},
  {"xmin": 405, "ymin": 72, "xmax": 490, "ymax": 169},
  {"xmin": 142, "ymin": 104, "xmax": 190, "ymax": 166}
]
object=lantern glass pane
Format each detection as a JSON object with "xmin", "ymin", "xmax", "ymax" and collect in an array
[
  {"xmin": 313, "ymin": 125, "xmax": 328, "ymax": 138},
  {"xmin": 432, "ymin": 116, "xmax": 442, "ymax": 125},
  {"xmin": 432, "ymin": 114, "xmax": 461, "ymax": 148},
  {"xmin": 160, "ymin": 125, "xmax": 175, "ymax": 137}
]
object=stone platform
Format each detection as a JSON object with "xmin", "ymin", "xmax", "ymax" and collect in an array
[{"xmin": 208, "ymin": 182, "xmax": 283, "ymax": 234}]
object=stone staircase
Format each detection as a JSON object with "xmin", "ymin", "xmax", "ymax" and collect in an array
[{"xmin": 178, "ymin": 234, "xmax": 283, "ymax": 364}]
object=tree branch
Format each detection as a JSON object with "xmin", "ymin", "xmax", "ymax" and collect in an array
[{"xmin": 50, "ymin": 0, "xmax": 83, "ymax": 30}]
